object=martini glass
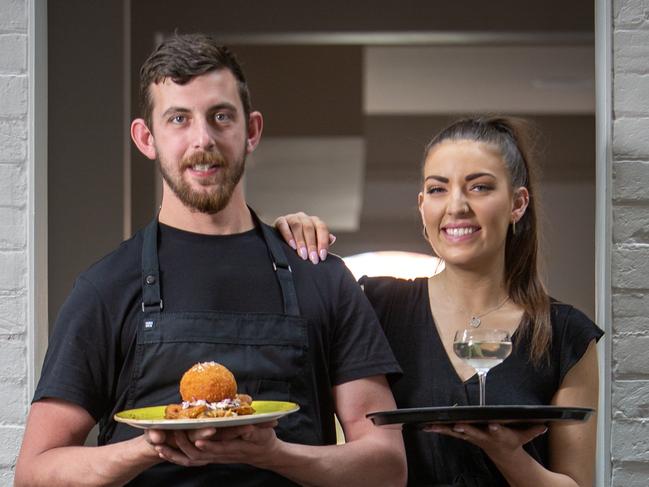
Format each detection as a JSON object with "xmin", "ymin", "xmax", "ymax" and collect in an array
[{"xmin": 453, "ymin": 328, "xmax": 512, "ymax": 406}]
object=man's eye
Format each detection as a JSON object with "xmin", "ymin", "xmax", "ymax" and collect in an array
[
  {"xmin": 170, "ymin": 115, "xmax": 186, "ymax": 124},
  {"xmin": 215, "ymin": 112, "xmax": 231, "ymax": 122}
]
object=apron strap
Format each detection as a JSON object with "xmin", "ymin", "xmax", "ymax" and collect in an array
[
  {"xmin": 140, "ymin": 209, "xmax": 300, "ymax": 317},
  {"xmin": 141, "ymin": 218, "xmax": 163, "ymax": 313},
  {"xmin": 249, "ymin": 208, "xmax": 301, "ymax": 317}
]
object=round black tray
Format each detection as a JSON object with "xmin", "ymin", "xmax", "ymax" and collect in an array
[{"xmin": 367, "ymin": 405, "xmax": 594, "ymax": 429}]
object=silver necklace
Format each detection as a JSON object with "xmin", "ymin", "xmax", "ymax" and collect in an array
[{"xmin": 469, "ymin": 296, "xmax": 510, "ymax": 328}]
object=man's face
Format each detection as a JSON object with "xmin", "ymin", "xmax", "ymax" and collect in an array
[{"xmin": 148, "ymin": 69, "xmax": 250, "ymax": 214}]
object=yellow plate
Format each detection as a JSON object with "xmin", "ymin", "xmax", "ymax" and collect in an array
[{"xmin": 114, "ymin": 400, "xmax": 299, "ymax": 430}]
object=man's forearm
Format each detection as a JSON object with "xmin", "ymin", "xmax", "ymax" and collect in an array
[
  {"xmin": 15, "ymin": 436, "xmax": 161, "ymax": 487},
  {"xmin": 259, "ymin": 436, "xmax": 407, "ymax": 487}
]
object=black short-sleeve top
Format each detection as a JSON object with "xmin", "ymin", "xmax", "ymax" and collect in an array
[{"xmin": 360, "ymin": 276, "xmax": 603, "ymax": 487}]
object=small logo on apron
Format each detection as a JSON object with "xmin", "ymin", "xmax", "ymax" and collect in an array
[{"xmin": 144, "ymin": 320, "xmax": 155, "ymax": 329}]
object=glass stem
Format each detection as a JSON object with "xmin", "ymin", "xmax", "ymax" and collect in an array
[{"xmin": 477, "ymin": 370, "xmax": 488, "ymax": 406}]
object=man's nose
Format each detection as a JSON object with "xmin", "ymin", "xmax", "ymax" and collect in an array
[{"xmin": 192, "ymin": 119, "xmax": 215, "ymax": 150}]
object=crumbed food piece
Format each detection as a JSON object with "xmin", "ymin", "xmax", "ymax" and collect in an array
[
  {"xmin": 164, "ymin": 403, "xmax": 183, "ymax": 419},
  {"xmin": 235, "ymin": 393, "xmax": 253, "ymax": 404},
  {"xmin": 179, "ymin": 361, "xmax": 237, "ymax": 403},
  {"xmin": 164, "ymin": 363, "xmax": 255, "ymax": 419},
  {"xmin": 164, "ymin": 403, "xmax": 208, "ymax": 419}
]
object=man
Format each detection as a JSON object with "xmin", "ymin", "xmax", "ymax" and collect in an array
[{"xmin": 15, "ymin": 34, "xmax": 406, "ymax": 486}]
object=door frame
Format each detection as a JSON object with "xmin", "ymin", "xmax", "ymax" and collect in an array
[
  {"xmin": 29, "ymin": 1, "xmax": 613, "ymax": 482},
  {"xmin": 594, "ymin": 0, "xmax": 612, "ymax": 484}
]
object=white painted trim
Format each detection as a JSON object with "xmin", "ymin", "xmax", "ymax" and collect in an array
[
  {"xmin": 595, "ymin": 0, "xmax": 612, "ymax": 484},
  {"xmin": 28, "ymin": 0, "xmax": 49, "ymax": 398}
]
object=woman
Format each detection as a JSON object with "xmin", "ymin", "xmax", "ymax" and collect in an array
[{"xmin": 276, "ymin": 117, "xmax": 602, "ymax": 486}]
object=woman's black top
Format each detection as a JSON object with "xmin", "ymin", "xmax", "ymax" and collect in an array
[{"xmin": 360, "ymin": 276, "xmax": 604, "ymax": 487}]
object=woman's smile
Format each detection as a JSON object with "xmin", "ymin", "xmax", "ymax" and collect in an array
[
  {"xmin": 419, "ymin": 139, "xmax": 516, "ymax": 268},
  {"xmin": 441, "ymin": 223, "xmax": 482, "ymax": 241}
]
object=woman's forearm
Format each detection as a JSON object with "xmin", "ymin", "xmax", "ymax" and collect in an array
[{"xmin": 489, "ymin": 446, "xmax": 581, "ymax": 487}]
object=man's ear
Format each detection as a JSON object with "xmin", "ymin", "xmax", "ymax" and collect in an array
[
  {"xmin": 511, "ymin": 186, "xmax": 530, "ymax": 224},
  {"xmin": 131, "ymin": 118, "xmax": 157, "ymax": 160},
  {"xmin": 245, "ymin": 111, "xmax": 263, "ymax": 154}
]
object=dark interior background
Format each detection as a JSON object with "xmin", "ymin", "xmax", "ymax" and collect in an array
[{"xmin": 47, "ymin": 0, "xmax": 595, "ymax": 331}]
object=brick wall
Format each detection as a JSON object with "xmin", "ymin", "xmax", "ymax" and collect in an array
[
  {"xmin": 611, "ymin": 0, "xmax": 649, "ymax": 485},
  {"xmin": 0, "ymin": 0, "xmax": 28, "ymax": 484}
]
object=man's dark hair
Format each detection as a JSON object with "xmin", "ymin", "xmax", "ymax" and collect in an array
[{"xmin": 139, "ymin": 33, "xmax": 251, "ymax": 129}]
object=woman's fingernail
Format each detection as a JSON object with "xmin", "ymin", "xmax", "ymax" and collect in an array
[
  {"xmin": 319, "ymin": 249, "xmax": 327, "ymax": 261},
  {"xmin": 329, "ymin": 235, "xmax": 337, "ymax": 245},
  {"xmin": 299, "ymin": 247, "xmax": 308, "ymax": 260},
  {"xmin": 309, "ymin": 251, "xmax": 319, "ymax": 264},
  {"xmin": 289, "ymin": 239, "xmax": 297, "ymax": 250},
  {"xmin": 453, "ymin": 426, "xmax": 464, "ymax": 433},
  {"xmin": 489, "ymin": 424, "xmax": 499, "ymax": 432},
  {"xmin": 428, "ymin": 426, "xmax": 441, "ymax": 432}
]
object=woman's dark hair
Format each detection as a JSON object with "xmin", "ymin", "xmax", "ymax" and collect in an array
[
  {"xmin": 139, "ymin": 33, "xmax": 251, "ymax": 129},
  {"xmin": 423, "ymin": 116, "xmax": 551, "ymax": 365}
]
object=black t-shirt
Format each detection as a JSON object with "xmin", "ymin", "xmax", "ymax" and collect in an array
[
  {"xmin": 361, "ymin": 276, "xmax": 603, "ymax": 487},
  {"xmin": 34, "ymin": 223, "xmax": 400, "ymax": 469}
]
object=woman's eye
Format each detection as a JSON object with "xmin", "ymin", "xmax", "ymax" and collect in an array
[
  {"xmin": 472, "ymin": 183, "xmax": 493, "ymax": 192},
  {"xmin": 426, "ymin": 186, "xmax": 445, "ymax": 194}
]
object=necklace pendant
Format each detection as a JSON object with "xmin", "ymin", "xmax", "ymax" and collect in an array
[{"xmin": 469, "ymin": 316, "xmax": 481, "ymax": 328}]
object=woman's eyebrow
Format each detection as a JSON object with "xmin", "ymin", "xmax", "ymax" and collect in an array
[
  {"xmin": 424, "ymin": 175, "xmax": 449, "ymax": 183},
  {"xmin": 465, "ymin": 172, "xmax": 496, "ymax": 181}
]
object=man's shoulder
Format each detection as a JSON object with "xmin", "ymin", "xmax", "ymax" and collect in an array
[
  {"xmin": 260, "ymin": 224, "xmax": 349, "ymax": 277},
  {"xmin": 79, "ymin": 230, "xmax": 143, "ymax": 290},
  {"xmin": 285, "ymin": 246, "xmax": 349, "ymax": 282}
]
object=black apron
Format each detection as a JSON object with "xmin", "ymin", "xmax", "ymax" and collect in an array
[{"xmin": 105, "ymin": 212, "xmax": 322, "ymax": 486}]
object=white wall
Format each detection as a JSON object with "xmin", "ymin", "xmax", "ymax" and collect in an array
[
  {"xmin": 610, "ymin": 2, "xmax": 649, "ymax": 484},
  {"xmin": 0, "ymin": 0, "xmax": 30, "ymax": 484}
]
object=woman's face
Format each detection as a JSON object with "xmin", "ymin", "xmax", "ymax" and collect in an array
[{"xmin": 418, "ymin": 139, "xmax": 528, "ymax": 270}]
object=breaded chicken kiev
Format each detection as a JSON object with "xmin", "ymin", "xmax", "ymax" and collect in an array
[
  {"xmin": 164, "ymin": 361, "xmax": 255, "ymax": 419},
  {"xmin": 180, "ymin": 361, "xmax": 237, "ymax": 403}
]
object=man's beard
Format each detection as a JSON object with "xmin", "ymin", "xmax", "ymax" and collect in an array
[{"xmin": 158, "ymin": 149, "xmax": 246, "ymax": 214}]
